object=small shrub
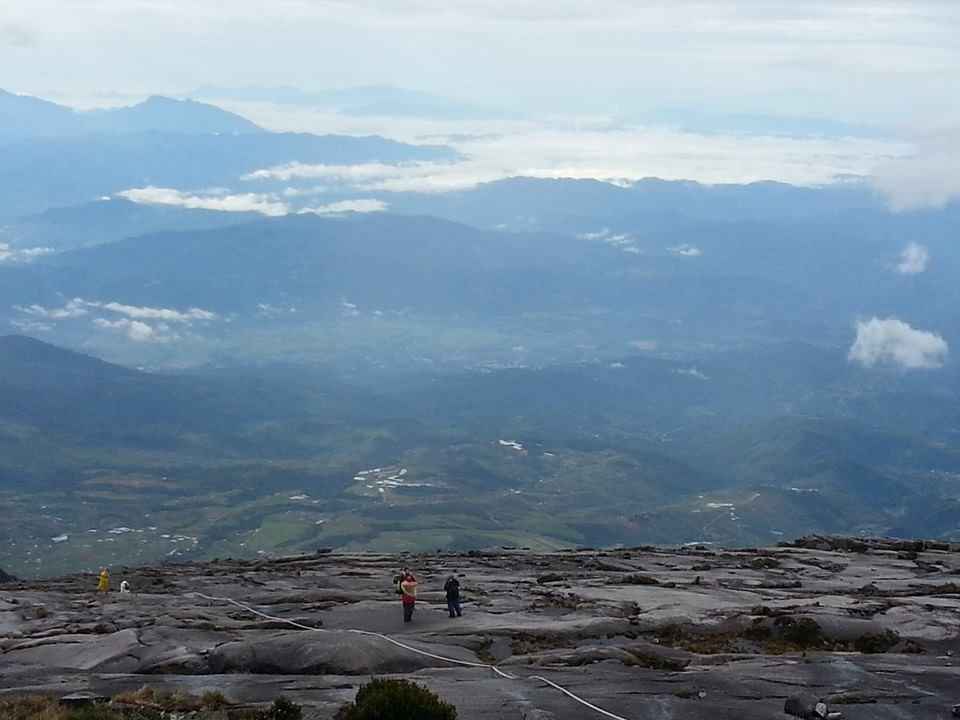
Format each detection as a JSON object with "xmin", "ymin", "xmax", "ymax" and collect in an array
[
  {"xmin": 265, "ymin": 697, "xmax": 303, "ymax": 720},
  {"xmin": 0, "ymin": 695, "xmax": 68, "ymax": 720},
  {"xmin": 200, "ymin": 690, "xmax": 229, "ymax": 709},
  {"xmin": 853, "ymin": 630, "xmax": 899, "ymax": 654},
  {"xmin": 336, "ymin": 679, "xmax": 457, "ymax": 720},
  {"xmin": 68, "ymin": 706, "xmax": 123, "ymax": 720},
  {"xmin": 774, "ymin": 617, "xmax": 823, "ymax": 648},
  {"xmin": 112, "ymin": 685, "xmax": 200, "ymax": 712},
  {"xmin": 112, "ymin": 686, "xmax": 156, "ymax": 707},
  {"xmin": 621, "ymin": 574, "xmax": 659, "ymax": 586}
]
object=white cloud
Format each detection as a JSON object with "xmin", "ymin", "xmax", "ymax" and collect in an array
[
  {"xmin": 117, "ymin": 187, "xmax": 387, "ymax": 218},
  {"xmin": 849, "ymin": 317, "xmax": 948, "ymax": 369},
  {"xmin": 14, "ymin": 298, "xmax": 89, "ymax": 319},
  {"xmin": 256, "ymin": 303, "xmax": 297, "ymax": 318},
  {"xmin": 242, "ymin": 122, "xmax": 909, "ymax": 192},
  {"xmin": 577, "ymin": 229, "xmax": 611, "ymax": 241},
  {"xmin": 117, "ymin": 187, "xmax": 289, "ymax": 216},
  {"xmin": 669, "ymin": 244, "xmax": 703, "ymax": 257},
  {"xmin": 675, "ymin": 367, "xmax": 710, "ymax": 380},
  {"xmin": 300, "ymin": 199, "xmax": 388, "ymax": 215},
  {"xmin": 628, "ymin": 339, "xmax": 658, "ymax": 351},
  {"xmin": 13, "ymin": 300, "xmax": 217, "ymax": 344},
  {"xmin": 9, "ymin": 319, "xmax": 53, "ymax": 333},
  {"xmin": 97, "ymin": 301, "xmax": 216, "ymax": 323},
  {"xmin": 13, "ymin": 298, "xmax": 216, "ymax": 324},
  {"xmin": 94, "ymin": 318, "xmax": 177, "ymax": 343},
  {"xmin": 872, "ymin": 128, "xmax": 960, "ymax": 211},
  {"xmin": 0, "ymin": 243, "xmax": 55, "ymax": 263},
  {"xmin": 897, "ymin": 243, "xmax": 930, "ymax": 275},
  {"xmin": 9, "ymin": 0, "xmax": 960, "ymax": 140}
]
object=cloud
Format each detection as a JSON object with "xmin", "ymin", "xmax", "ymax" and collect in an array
[
  {"xmin": 13, "ymin": 299, "xmax": 217, "ymax": 342},
  {"xmin": 9, "ymin": 0, "xmax": 960, "ymax": 147},
  {"xmin": 872, "ymin": 128, "xmax": 960, "ymax": 211},
  {"xmin": 628, "ymin": 339, "xmax": 658, "ymax": 351},
  {"xmin": 669, "ymin": 244, "xmax": 702, "ymax": 257},
  {"xmin": 9, "ymin": 319, "xmax": 53, "ymax": 333},
  {"xmin": 243, "ymin": 121, "xmax": 909, "ymax": 192},
  {"xmin": 577, "ymin": 229, "xmax": 611, "ymax": 241},
  {"xmin": 675, "ymin": 367, "xmax": 710, "ymax": 380},
  {"xmin": 14, "ymin": 298, "xmax": 90, "ymax": 319},
  {"xmin": 117, "ymin": 187, "xmax": 289, "ymax": 216},
  {"xmin": 0, "ymin": 22, "xmax": 36, "ymax": 48},
  {"xmin": 0, "ymin": 243, "xmax": 55, "ymax": 263},
  {"xmin": 897, "ymin": 242, "xmax": 930, "ymax": 275},
  {"xmin": 848, "ymin": 317, "xmax": 948, "ymax": 369},
  {"xmin": 97, "ymin": 301, "xmax": 216, "ymax": 323},
  {"xmin": 300, "ymin": 198, "xmax": 388, "ymax": 214},
  {"xmin": 94, "ymin": 318, "xmax": 177, "ymax": 343},
  {"xmin": 13, "ymin": 298, "xmax": 216, "ymax": 324}
]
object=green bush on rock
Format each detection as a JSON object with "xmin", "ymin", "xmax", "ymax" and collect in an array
[{"xmin": 336, "ymin": 679, "xmax": 458, "ymax": 720}]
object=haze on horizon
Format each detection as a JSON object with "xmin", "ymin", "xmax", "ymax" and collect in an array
[{"xmin": 2, "ymin": 1, "xmax": 957, "ymax": 125}]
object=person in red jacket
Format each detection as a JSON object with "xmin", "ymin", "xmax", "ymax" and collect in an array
[{"xmin": 400, "ymin": 571, "xmax": 417, "ymax": 623}]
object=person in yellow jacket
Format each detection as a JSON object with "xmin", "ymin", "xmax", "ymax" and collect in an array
[{"xmin": 97, "ymin": 567, "xmax": 110, "ymax": 593}]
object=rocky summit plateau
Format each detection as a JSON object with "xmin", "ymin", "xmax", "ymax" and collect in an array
[{"xmin": 1, "ymin": 537, "xmax": 959, "ymax": 719}]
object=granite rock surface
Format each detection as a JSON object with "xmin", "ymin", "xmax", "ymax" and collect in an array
[{"xmin": 1, "ymin": 538, "xmax": 958, "ymax": 719}]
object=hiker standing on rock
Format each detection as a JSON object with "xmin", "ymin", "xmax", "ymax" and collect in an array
[
  {"xmin": 97, "ymin": 567, "xmax": 110, "ymax": 593},
  {"xmin": 400, "ymin": 571, "xmax": 417, "ymax": 623},
  {"xmin": 444, "ymin": 575, "xmax": 462, "ymax": 618}
]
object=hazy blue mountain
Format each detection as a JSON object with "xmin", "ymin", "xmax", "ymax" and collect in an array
[
  {"xmin": 0, "ymin": 91, "xmax": 261, "ymax": 140},
  {"xmin": 81, "ymin": 95, "xmax": 264, "ymax": 134},
  {"xmin": 0, "ymin": 89, "xmax": 79, "ymax": 141},
  {"xmin": 2, "ymin": 198, "xmax": 260, "ymax": 252},
  {"xmin": 0, "ymin": 213, "xmax": 622, "ymax": 314},
  {"xmin": 388, "ymin": 176, "xmax": 886, "ymax": 232},
  {"xmin": 2, "ymin": 334, "xmax": 958, "ymax": 577},
  {"xmin": 0, "ymin": 133, "xmax": 456, "ymax": 218},
  {"xmin": 3, "ymin": 198, "xmax": 959, "ymax": 371}
]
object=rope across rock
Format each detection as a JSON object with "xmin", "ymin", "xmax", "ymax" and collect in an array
[{"xmin": 191, "ymin": 591, "xmax": 631, "ymax": 720}]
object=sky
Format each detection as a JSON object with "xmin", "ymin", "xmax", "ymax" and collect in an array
[
  {"xmin": 2, "ymin": 1, "xmax": 957, "ymax": 196},
  {"xmin": 2, "ymin": 0, "xmax": 958, "ymax": 128}
]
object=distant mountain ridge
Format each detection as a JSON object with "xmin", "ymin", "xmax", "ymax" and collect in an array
[
  {"xmin": 0, "ymin": 90, "xmax": 262, "ymax": 140},
  {"xmin": 191, "ymin": 84, "xmax": 497, "ymax": 119}
]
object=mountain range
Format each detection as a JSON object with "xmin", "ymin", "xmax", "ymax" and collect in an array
[
  {"xmin": 0, "ymin": 90, "xmax": 262, "ymax": 140},
  {"xmin": 0, "ymin": 90, "xmax": 456, "ymax": 218},
  {"xmin": 1, "ymin": 87, "xmax": 958, "ymax": 578},
  {"xmin": 2, "ymin": 331, "xmax": 958, "ymax": 578}
]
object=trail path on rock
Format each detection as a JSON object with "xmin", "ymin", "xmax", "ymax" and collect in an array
[{"xmin": 1, "ymin": 540, "xmax": 958, "ymax": 719}]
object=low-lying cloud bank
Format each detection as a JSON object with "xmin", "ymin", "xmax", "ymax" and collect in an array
[
  {"xmin": 848, "ymin": 317, "xmax": 948, "ymax": 370},
  {"xmin": 118, "ymin": 187, "xmax": 289, "ymax": 216},
  {"xmin": 239, "ymin": 121, "xmax": 910, "ymax": 195},
  {"xmin": 873, "ymin": 128, "xmax": 960, "ymax": 211},
  {"xmin": 13, "ymin": 298, "xmax": 219, "ymax": 344},
  {"xmin": 94, "ymin": 317, "xmax": 177, "ymax": 343},
  {"xmin": 117, "ymin": 187, "xmax": 387, "ymax": 216},
  {"xmin": 0, "ymin": 242, "xmax": 54, "ymax": 263}
]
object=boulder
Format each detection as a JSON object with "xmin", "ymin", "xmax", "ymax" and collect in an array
[
  {"xmin": 208, "ymin": 630, "xmax": 479, "ymax": 675},
  {"xmin": 0, "ymin": 568, "xmax": 16, "ymax": 584},
  {"xmin": 3, "ymin": 629, "xmax": 141, "ymax": 671}
]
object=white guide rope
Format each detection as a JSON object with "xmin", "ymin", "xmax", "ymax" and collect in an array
[{"xmin": 190, "ymin": 591, "xmax": 630, "ymax": 720}]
